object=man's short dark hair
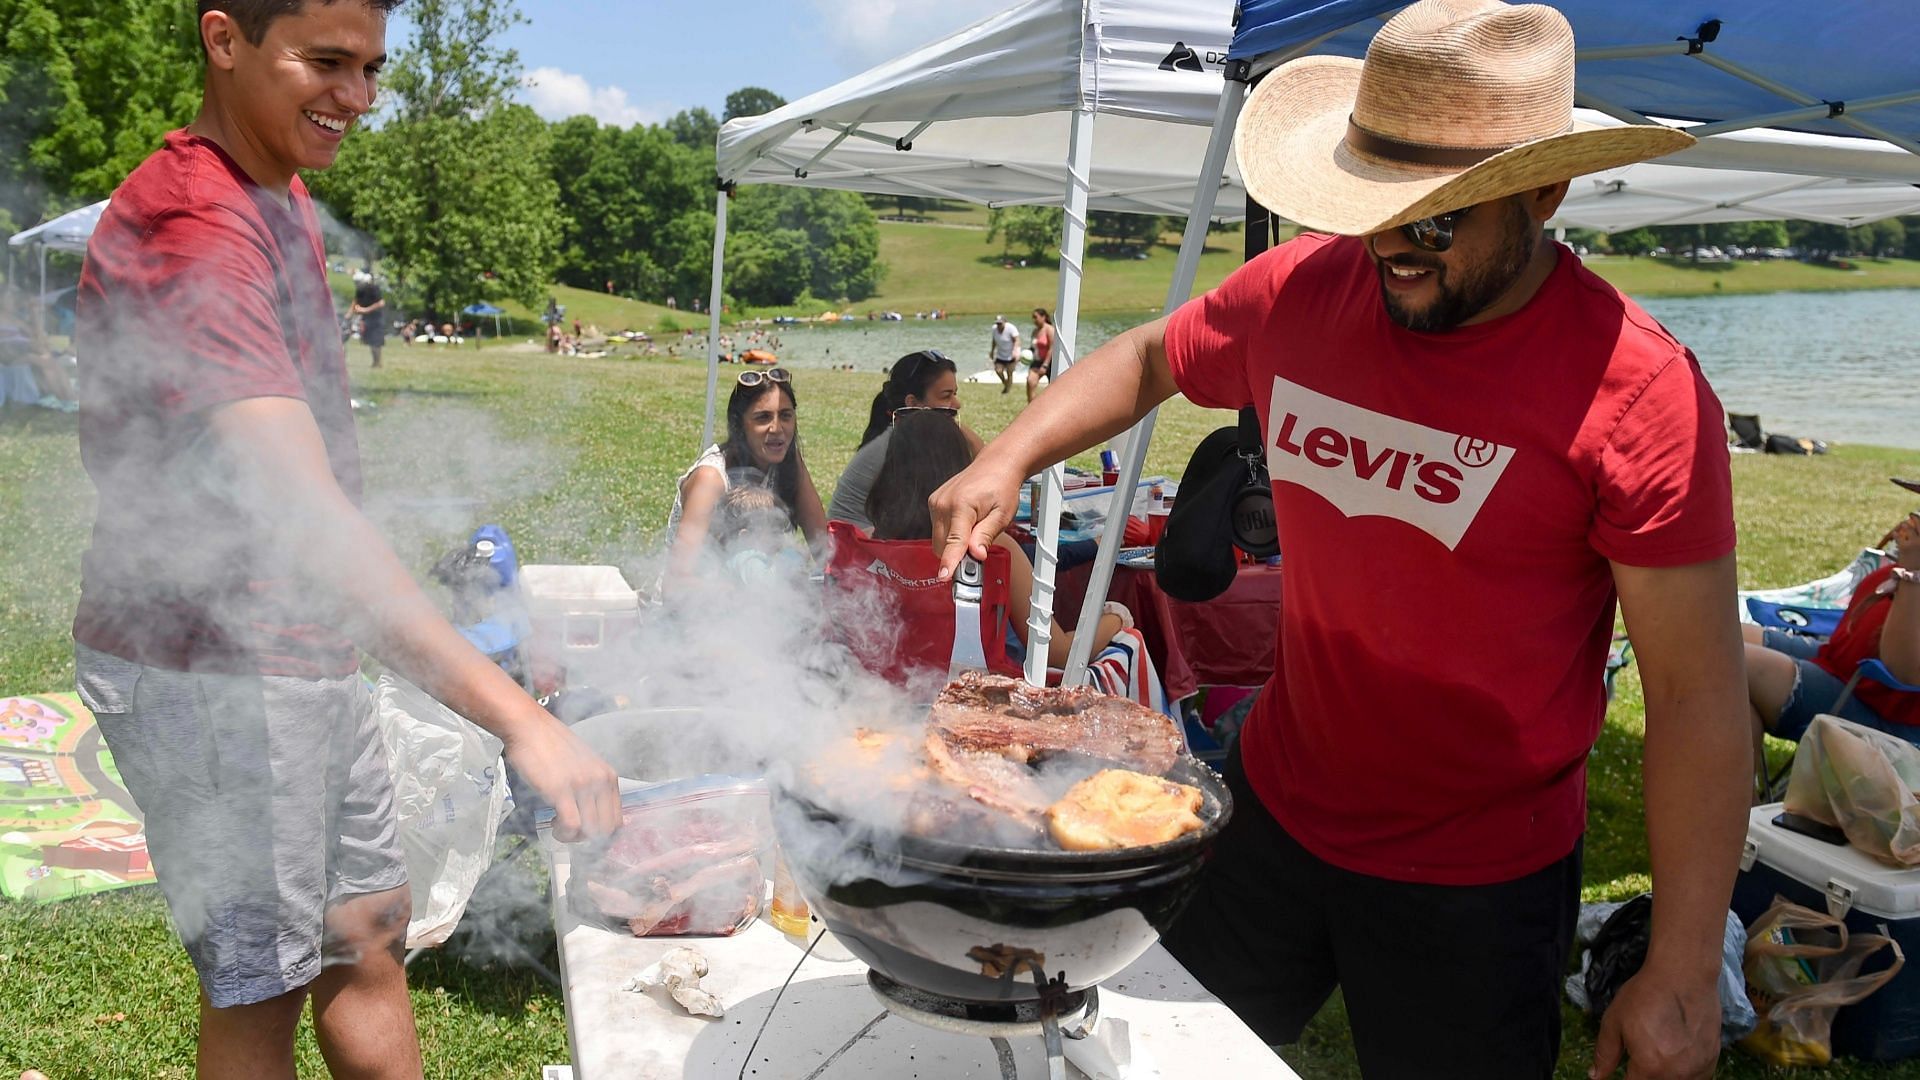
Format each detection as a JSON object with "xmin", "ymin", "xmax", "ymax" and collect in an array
[{"xmin": 199, "ymin": 0, "xmax": 404, "ymax": 45}]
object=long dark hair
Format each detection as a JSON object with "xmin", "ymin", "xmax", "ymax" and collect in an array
[
  {"xmin": 722, "ymin": 380, "xmax": 801, "ymax": 513},
  {"xmin": 866, "ymin": 410, "xmax": 972, "ymax": 541},
  {"xmin": 861, "ymin": 350, "xmax": 959, "ymax": 448}
]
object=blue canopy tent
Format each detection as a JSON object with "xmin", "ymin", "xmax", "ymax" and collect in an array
[
  {"xmin": 1064, "ymin": 0, "xmax": 1920, "ymax": 678},
  {"xmin": 461, "ymin": 302, "xmax": 506, "ymax": 339}
]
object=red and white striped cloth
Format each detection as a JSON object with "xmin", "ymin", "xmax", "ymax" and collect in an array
[{"xmin": 1080, "ymin": 627, "xmax": 1177, "ymax": 726}]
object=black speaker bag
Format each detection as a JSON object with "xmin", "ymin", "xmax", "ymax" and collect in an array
[{"xmin": 1155, "ymin": 407, "xmax": 1275, "ymax": 602}]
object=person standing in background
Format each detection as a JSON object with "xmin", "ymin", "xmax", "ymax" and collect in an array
[
  {"xmin": 350, "ymin": 268, "xmax": 385, "ymax": 369},
  {"xmin": 1025, "ymin": 307, "xmax": 1055, "ymax": 403},
  {"xmin": 988, "ymin": 314, "xmax": 1020, "ymax": 394}
]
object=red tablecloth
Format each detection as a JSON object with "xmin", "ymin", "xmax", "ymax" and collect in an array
[{"xmin": 1054, "ymin": 561, "xmax": 1282, "ymax": 701}]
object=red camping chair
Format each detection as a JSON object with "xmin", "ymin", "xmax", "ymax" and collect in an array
[{"xmin": 824, "ymin": 522, "xmax": 1023, "ymax": 687}]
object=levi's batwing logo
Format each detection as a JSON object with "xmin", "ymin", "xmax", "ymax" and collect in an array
[{"xmin": 1266, "ymin": 376, "xmax": 1514, "ymax": 550}]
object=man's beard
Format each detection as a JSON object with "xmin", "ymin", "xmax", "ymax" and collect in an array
[{"xmin": 1379, "ymin": 200, "xmax": 1537, "ymax": 332}]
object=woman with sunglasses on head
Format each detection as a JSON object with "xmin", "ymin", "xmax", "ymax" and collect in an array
[
  {"xmin": 667, "ymin": 367, "xmax": 828, "ymax": 578},
  {"xmin": 866, "ymin": 410, "xmax": 1124, "ymax": 668},
  {"xmin": 827, "ymin": 350, "xmax": 984, "ymax": 533}
]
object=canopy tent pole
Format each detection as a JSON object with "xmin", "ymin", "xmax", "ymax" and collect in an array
[
  {"xmin": 701, "ymin": 184, "xmax": 730, "ymax": 449},
  {"xmin": 1060, "ymin": 76, "xmax": 1250, "ymax": 685},
  {"xmin": 1022, "ymin": 99, "xmax": 1096, "ymax": 687},
  {"xmin": 36, "ymin": 244, "xmax": 49, "ymax": 344}
]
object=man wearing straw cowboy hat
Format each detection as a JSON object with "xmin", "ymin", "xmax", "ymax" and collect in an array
[{"xmin": 932, "ymin": 1, "xmax": 1750, "ymax": 1076}]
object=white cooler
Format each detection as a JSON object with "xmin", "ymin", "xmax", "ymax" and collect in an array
[
  {"xmin": 520, "ymin": 565, "xmax": 639, "ymax": 692},
  {"xmin": 1735, "ymin": 802, "xmax": 1920, "ymax": 1060}
]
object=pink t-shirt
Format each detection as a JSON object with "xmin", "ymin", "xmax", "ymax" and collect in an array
[
  {"xmin": 1164, "ymin": 234, "xmax": 1734, "ymax": 885},
  {"xmin": 74, "ymin": 130, "xmax": 361, "ymax": 677}
]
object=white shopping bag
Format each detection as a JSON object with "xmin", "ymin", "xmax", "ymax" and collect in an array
[{"xmin": 374, "ymin": 674, "xmax": 509, "ymax": 948}]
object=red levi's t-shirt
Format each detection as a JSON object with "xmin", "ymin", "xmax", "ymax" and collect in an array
[
  {"xmin": 1164, "ymin": 234, "xmax": 1735, "ymax": 885},
  {"xmin": 1815, "ymin": 566, "xmax": 1920, "ymax": 729},
  {"xmin": 73, "ymin": 129, "xmax": 361, "ymax": 678}
]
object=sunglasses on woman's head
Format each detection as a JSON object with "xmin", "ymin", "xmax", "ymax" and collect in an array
[
  {"xmin": 737, "ymin": 367, "xmax": 791, "ymax": 387},
  {"xmin": 1400, "ymin": 205, "xmax": 1473, "ymax": 253}
]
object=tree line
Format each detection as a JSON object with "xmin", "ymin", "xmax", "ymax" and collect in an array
[{"xmin": 0, "ymin": 0, "xmax": 884, "ymax": 322}]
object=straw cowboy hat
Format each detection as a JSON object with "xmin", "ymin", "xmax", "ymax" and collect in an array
[{"xmin": 1235, "ymin": 0, "xmax": 1695, "ymax": 237}]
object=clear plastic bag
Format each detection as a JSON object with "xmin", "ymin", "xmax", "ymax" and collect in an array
[
  {"xmin": 1736, "ymin": 897, "xmax": 1905, "ymax": 1066},
  {"xmin": 1784, "ymin": 713, "xmax": 1920, "ymax": 866},
  {"xmin": 374, "ymin": 674, "xmax": 509, "ymax": 948}
]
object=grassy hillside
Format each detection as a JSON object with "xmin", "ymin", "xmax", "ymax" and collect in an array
[
  {"xmin": 1584, "ymin": 253, "xmax": 1920, "ymax": 297},
  {"xmin": 859, "ymin": 220, "xmax": 1245, "ymax": 316},
  {"xmin": 815, "ymin": 210, "xmax": 1920, "ymax": 318}
]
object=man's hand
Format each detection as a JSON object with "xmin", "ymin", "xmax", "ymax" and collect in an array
[
  {"xmin": 1590, "ymin": 966, "xmax": 1721, "ymax": 1079},
  {"xmin": 930, "ymin": 457, "xmax": 1027, "ymax": 580},
  {"xmin": 502, "ymin": 713, "xmax": 620, "ymax": 842}
]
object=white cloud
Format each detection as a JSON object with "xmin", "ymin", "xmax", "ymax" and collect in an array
[
  {"xmin": 808, "ymin": 0, "xmax": 1009, "ymax": 70},
  {"xmin": 520, "ymin": 67, "xmax": 667, "ymax": 127}
]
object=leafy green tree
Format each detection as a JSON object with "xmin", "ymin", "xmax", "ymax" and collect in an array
[
  {"xmin": 1088, "ymin": 211, "xmax": 1163, "ymax": 250},
  {"xmin": 986, "ymin": 206, "xmax": 1063, "ymax": 261},
  {"xmin": 725, "ymin": 186, "xmax": 883, "ymax": 304},
  {"xmin": 1787, "ymin": 220, "xmax": 1853, "ymax": 255},
  {"xmin": 310, "ymin": 0, "xmax": 559, "ymax": 319},
  {"xmin": 723, "ymin": 86, "xmax": 786, "ymax": 123},
  {"xmin": 1903, "ymin": 216, "xmax": 1920, "ymax": 260},
  {"xmin": 1607, "ymin": 228, "xmax": 1658, "ymax": 257},
  {"xmin": 1865, "ymin": 218, "xmax": 1905, "ymax": 257},
  {"xmin": 546, "ymin": 116, "xmax": 707, "ymax": 298},
  {"xmin": 0, "ymin": 0, "xmax": 200, "ymax": 238},
  {"xmin": 664, "ymin": 106, "xmax": 719, "ymax": 150},
  {"xmin": 1721, "ymin": 220, "xmax": 1789, "ymax": 249},
  {"xmin": 380, "ymin": 0, "xmax": 523, "ymax": 122}
]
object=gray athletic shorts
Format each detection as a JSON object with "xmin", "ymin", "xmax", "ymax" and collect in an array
[{"xmin": 75, "ymin": 643, "xmax": 407, "ymax": 1008}]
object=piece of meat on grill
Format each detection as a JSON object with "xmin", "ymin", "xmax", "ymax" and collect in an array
[
  {"xmin": 930, "ymin": 672, "xmax": 1183, "ymax": 775},
  {"xmin": 922, "ymin": 726, "xmax": 1053, "ymax": 822}
]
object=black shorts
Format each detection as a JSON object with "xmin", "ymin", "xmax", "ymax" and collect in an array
[
  {"xmin": 362, "ymin": 318, "xmax": 386, "ymax": 347},
  {"xmin": 1161, "ymin": 748, "xmax": 1581, "ymax": 1079},
  {"xmin": 1028, "ymin": 356, "xmax": 1050, "ymax": 375}
]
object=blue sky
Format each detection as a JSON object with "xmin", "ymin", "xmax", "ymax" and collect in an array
[{"xmin": 502, "ymin": 0, "xmax": 1010, "ymax": 127}]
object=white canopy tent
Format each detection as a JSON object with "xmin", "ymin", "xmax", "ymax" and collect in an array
[
  {"xmin": 5, "ymin": 199, "xmax": 107, "ymax": 338},
  {"xmin": 711, "ymin": 0, "xmax": 1920, "ymax": 685},
  {"xmin": 714, "ymin": 0, "xmax": 1240, "ymax": 685}
]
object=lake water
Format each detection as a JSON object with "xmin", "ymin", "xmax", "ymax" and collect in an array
[{"xmin": 736, "ymin": 288, "xmax": 1920, "ymax": 450}]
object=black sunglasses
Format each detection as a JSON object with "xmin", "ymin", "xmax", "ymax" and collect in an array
[
  {"xmin": 1401, "ymin": 206, "xmax": 1474, "ymax": 253},
  {"xmin": 892, "ymin": 405, "xmax": 959, "ymax": 421},
  {"xmin": 737, "ymin": 367, "xmax": 791, "ymax": 387}
]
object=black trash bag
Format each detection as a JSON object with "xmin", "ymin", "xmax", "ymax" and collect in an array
[{"xmin": 1585, "ymin": 893, "xmax": 1654, "ymax": 1019}]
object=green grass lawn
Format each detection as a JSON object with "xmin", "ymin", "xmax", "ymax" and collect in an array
[{"xmin": 2, "ymin": 347, "xmax": 1917, "ymax": 1078}]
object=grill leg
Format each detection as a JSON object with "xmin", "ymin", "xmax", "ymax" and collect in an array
[{"xmin": 991, "ymin": 1036, "xmax": 1019, "ymax": 1080}]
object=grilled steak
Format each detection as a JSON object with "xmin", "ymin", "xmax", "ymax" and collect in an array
[{"xmin": 930, "ymin": 672, "xmax": 1183, "ymax": 775}]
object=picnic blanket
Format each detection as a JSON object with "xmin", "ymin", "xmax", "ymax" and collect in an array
[
  {"xmin": 0, "ymin": 693, "xmax": 153, "ymax": 902},
  {"xmin": 1738, "ymin": 548, "xmax": 1890, "ymax": 626}
]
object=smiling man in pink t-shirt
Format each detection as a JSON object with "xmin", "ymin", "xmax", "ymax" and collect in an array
[
  {"xmin": 931, "ymin": 3, "xmax": 1751, "ymax": 1078},
  {"xmin": 74, "ymin": 3, "xmax": 618, "ymax": 1077}
]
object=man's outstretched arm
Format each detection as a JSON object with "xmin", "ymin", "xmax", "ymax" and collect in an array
[
  {"xmin": 931, "ymin": 315, "xmax": 1180, "ymax": 579},
  {"xmin": 207, "ymin": 396, "xmax": 620, "ymax": 841}
]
